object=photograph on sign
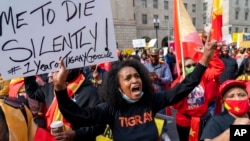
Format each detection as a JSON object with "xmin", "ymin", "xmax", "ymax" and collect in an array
[{"xmin": 0, "ymin": 0, "xmax": 118, "ymax": 80}]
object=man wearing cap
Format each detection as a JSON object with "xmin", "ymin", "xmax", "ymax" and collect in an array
[
  {"xmin": 144, "ymin": 47, "xmax": 173, "ymax": 140},
  {"xmin": 144, "ymin": 47, "xmax": 173, "ymax": 92},
  {"xmin": 200, "ymin": 80, "xmax": 250, "ymax": 141}
]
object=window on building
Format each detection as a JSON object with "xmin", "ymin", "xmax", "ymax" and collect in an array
[
  {"xmin": 164, "ymin": 16, "xmax": 169, "ymax": 25},
  {"xmin": 142, "ymin": 14, "xmax": 147, "ymax": 24},
  {"xmin": 184, "ymin": 3, "xmax": 188, "ymax": 9},
  {"xmin": 245, "ymin": 28, "xmax": 248, "ymax": 32},
  {"xmin": 164, "ymin": 1, "xmax": 169, "ymax": 10},
  {"xmin": 246, "ymin": 0, "xmax": 249, "ymax": 6},
  {"xmin": 245, "ymin": 12, "xmax": 249, "ymax": 20},
  {"xmin": 141, "ymin": 0, "xmax": 147, "ymax": 8},
  {"xmin": 153, "ymin": 0, "xmax": 158, "ymax": 9},
  {"xmin": 203, "ymin": 3, "xmax": 207, "ymax": 11},
  {"xmin": 235, "ymin": 27, "xmax": 239, "ymax": 32},
  {"xmin": 229, "ymin": 27, "xmax": 232, "ymax": 34},
  {"xmin": 192, "ymin": 4, "xmax": 196, "ymax": 12},
  {"xmin": 192, "ymin": 18, "xmax": 196, "ymax": 26},
  {"xmin": 235, "ymin": 11, "xmax": 239, "ymax": 20},
  {"xmin": 203, "ymin": 16, "xmax": 207, "ymax": 24},
  {"xmin": 236, "ymin": 0, "xmax": 239, "ymax": 5}
]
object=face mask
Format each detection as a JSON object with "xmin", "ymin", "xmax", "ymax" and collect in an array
[
  {"xmin": 185, "ymin": 66, "xmax": 195, "ymax": 75},
  {"xmin": 119, "ymin": 89, "xmax": 144, "ymax": 103},
  {"xmin": 224, "ymin": 99, "xmax": 250, "ymax": 116}
]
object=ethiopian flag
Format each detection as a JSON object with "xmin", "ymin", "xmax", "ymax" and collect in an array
[
  {"xmin": 211, "ymin": 0, "xmax": 223, "ymax": 42},
  {"xmin": 173, "ymin": 0, "xmax": 203, "ymax": 74}
]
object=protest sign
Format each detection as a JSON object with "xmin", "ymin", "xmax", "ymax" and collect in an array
[
  {"xmin": 132, "ymin": 39, "xmax": 146, "ymax": 48},
  {"xmin": 0, "ymin": 0, "xmax": 118, "ymax": 80},
  {"xmin": 148, "ymin": 39, "xmax": 157, "ymax": 48}
]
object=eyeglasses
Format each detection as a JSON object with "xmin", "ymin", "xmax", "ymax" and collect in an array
[{"xmin": 185, "ymin": 63, "xmax": 196, "ymax": 68}]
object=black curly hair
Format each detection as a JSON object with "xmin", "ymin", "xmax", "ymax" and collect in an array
[{"xmin": 98, "ymin": 60, "xmax": 154, "ymax": 109}]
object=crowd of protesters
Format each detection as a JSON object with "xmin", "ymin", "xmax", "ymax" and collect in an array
[{"xmin": 0, "ymin": 35, "xmax": 250, "ymax": 141}]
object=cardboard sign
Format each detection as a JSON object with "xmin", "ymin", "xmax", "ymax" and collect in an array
[{"xmin": 0, "ymin": 0, "xmax": 118, "ymax": 80}]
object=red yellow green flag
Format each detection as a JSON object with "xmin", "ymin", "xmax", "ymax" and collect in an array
[
  {"xmin": 211, "ymin": 0, "xmax": 223, "ymax": 42},
  {"xmin": 173, "ymin": 0, "xmax": 203, "ymax": 75}
]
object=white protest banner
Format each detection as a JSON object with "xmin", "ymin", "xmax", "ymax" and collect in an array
[
  {"xmin": 0, "ymin": 0, "xmax": 118, "ymax": 80},
  {"xmin": 148, "ymin": 39, "xmax": 157, "ymax": 48},
  {"xmin": 132, "ymin": 39, "xmax": 146, "ymax": 48},
  {"xmin": 222, "ymin": 34, "xmax": 232, "ymax": 44}
]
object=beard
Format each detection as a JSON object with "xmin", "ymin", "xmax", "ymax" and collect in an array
[
  {"xmin": 151, "ymin": 61, "xmax": 158, "ymax": 67},
  {"xmin": 220, "ymin": 53, "xmax": 229, "ymax": 58}
]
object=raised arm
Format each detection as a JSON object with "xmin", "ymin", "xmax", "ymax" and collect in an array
[
  {"xmin": 53, "ymin": 62, "xmax": 109, "ymax": 128},
  {"xmin": 153, "ymin": 37, "xmax": 218, "ymax": 108}
]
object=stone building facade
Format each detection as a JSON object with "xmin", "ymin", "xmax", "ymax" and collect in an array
[
  {"xmin": 204, "ymin": 0, "xmax": 250, "ymax": 35},
  {"xmin": 111, "ymin": 0, "xmax": 250, "ymax": 49}
]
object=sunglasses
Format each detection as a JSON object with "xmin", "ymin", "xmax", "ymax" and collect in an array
[{"xmin": 185, "ymin": 63, "xmax": 196, "ymax": 68}]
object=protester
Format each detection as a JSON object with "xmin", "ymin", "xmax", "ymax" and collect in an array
[
  {"xmin": 0, "ymin": 74, "xmax": 10, "ymax": 96},
  {"xmin": 24, "ymin": 68, "xmax": 105, "ymax": 141},
  {"xmin": 129, "ymin": 54, "xmax": 141, "ymax": 62},
  {"xmin": 235, "ymin": 57, "xmax": 250, "ymax": 96},
  {"xmin": 0, "ymin": 96, "xmax": 55, "ymax": 141},
  {"xmin": 52, "ymin": 38, "xmax": 217, "ymax": 141},
  {"xmin": 219, "ymin": 44, "xmax": 238, "ymax": 84},
  {"xmin": 8, "ymin": 77, "xmax": 47, "ymax": 129},
  {"xmin": 164, "ymin": 47, "xmax": 177, "ymax": 80},
  {"xmin": 171, "ymin": 46, "xmax": 224, "ymax": 141},
  {"xmin": 200, "ymin": 80, "xmax": 250, "ymax": 141},
  {"xmin": 83, "ymin": 64, "xmax": 107, "ymax": 88},
  {"xmin": 140, "ymin": 51, "xmax": 150, "ymax": 64},
  {"xmin": 143, "ymin": 47, "xmax": 173, "ymax": 138},
  {"xmin": 144, "ymin": 48, "xmax": 173, "ymax": 92},
  {"xmin": 235, "ymin": 47, "xmax": 248, "ymax": 68}
]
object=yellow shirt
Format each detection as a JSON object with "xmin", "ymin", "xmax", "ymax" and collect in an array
[{"xmin": 236, "ymin": 74, "xmax": 250, "ymax": 81}]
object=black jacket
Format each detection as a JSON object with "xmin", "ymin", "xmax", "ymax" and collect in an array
[
  {"xmin": 24, "ymin": 75, "xmax": 105, "ymax": 141},
  {"xmin": 55, "ymin": 63, "xmax": 207, "ymax": 141},
  {"xmin": 219, "ymin": 55, "xmax": 238, "ymax": 84}
]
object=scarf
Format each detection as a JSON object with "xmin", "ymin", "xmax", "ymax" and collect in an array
[
  {"xmin": 0, "ymin": 99, "xmax": 55, "ymax": 141},
  {"xmin": 46, "ymin": 74, "xmax": 85, "ymax": 131},
  {"xmin": 8, "ymin": 77, "xmax": 25, "ymax": 98}
]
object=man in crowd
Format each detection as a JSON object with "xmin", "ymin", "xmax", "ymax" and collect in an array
[
  {"xmin": 144, "ymin": 48, "xmax": 173, "ymax": 92},
  {"xmin": 219, "ymin": 44, "xmax": 238, "ymax": 84},
  {"xmin": 24, "ymin": 68, "xmax": 105, "ymax": 141}
]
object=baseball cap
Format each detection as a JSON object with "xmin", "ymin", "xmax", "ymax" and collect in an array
[
  {"xmin": 149, "ymin": 48, "xmax": 159, "ymax": 56},
  {"xmin": 219, "ymin": 80, "xmax": 246, "ymax": 96}
]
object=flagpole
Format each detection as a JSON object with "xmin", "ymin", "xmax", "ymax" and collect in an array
[
  {"xmin": 210, "ymin": 0, "xmax": 214, "ymax": 24},
  {"xmin": 177, "ymin": 0, "xmax": 185, "ymax": 78}
]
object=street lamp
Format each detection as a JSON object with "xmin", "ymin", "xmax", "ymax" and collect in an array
[{"xmin": 153, "ymin": 18, "xmax": 159, "ymax": 48}]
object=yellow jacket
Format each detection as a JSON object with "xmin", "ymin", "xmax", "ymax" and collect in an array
[{"xmin": 0, "ymin": 75, "xmax": 10, "ymax": 96}]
